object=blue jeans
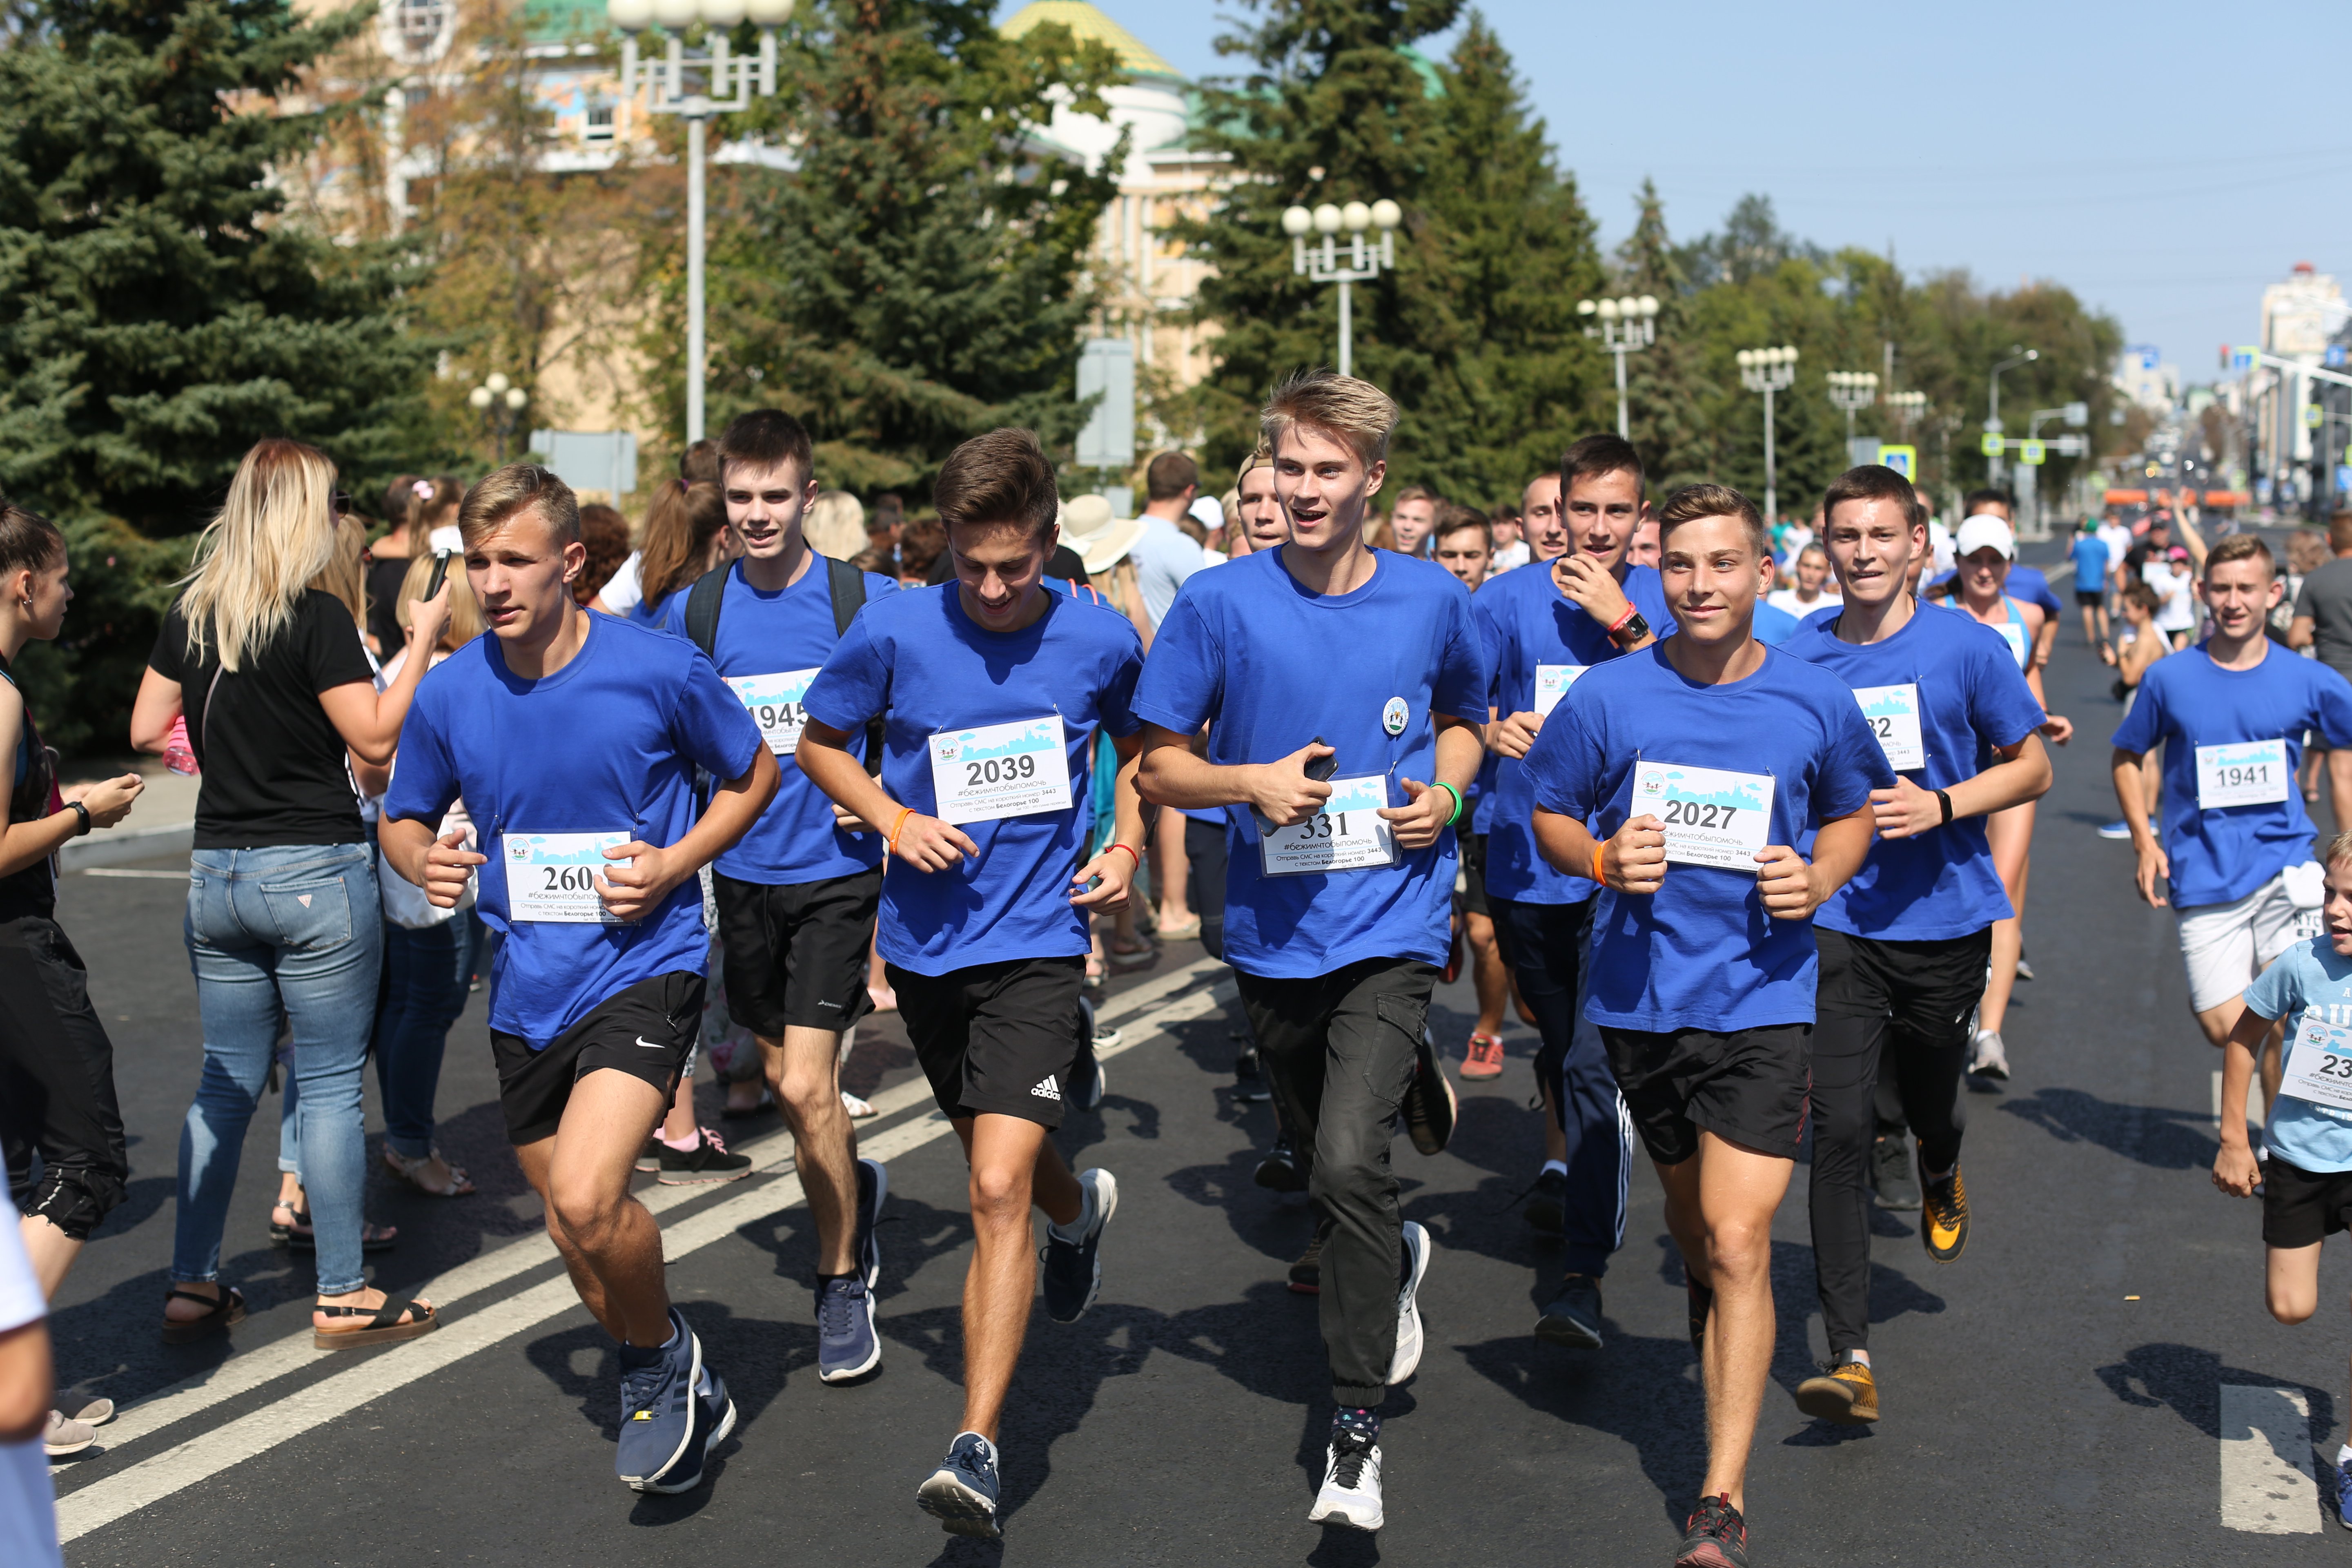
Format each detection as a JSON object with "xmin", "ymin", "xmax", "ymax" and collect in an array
[
  {"xmin": 371, "ymin": 914, "xmax": 483, "ymax": 1158},
  {"xmin": 177, "ymin": 844, "xmax": 382, "ymax": 1297}
]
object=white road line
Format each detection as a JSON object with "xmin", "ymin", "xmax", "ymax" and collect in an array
[
  {"xmin": 2220, "ymin": 1383, "xmax": 2323, "ymax": 1533},
  {"xmin": 54, "ymin": 975, "xmax": 1232, "ymax": 1542}
]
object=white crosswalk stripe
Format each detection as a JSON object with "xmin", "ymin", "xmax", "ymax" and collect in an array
[{"xmin": 2219, "ymin": 1383, "xmax": 2322, "ymax": 1534}]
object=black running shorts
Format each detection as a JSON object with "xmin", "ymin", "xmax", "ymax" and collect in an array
[
  {"xmin": 1459, "ymin": 830, "xmax": 1491, "ymax": 919},
  {"xmin": 2262, "ymin": 1152, "xmax": 2352, "ymax": 1249},
  {"xmin": 2074, "ymin": 589, "xmax": 2103, "ymax": 607},
  {"xmin": 1599, "ymin": 1022, "xmax": 1812, "ymax": 1166},
  {"xmin": 490, "ymin": 970, "xmax": 704, "ymax": 1145},
  {"xmin": 889, "ymin": 956, "xmax": 1085, "ymax": 1129},
  {"xmin": 712, "ymin": 867, "xmax": 881, "ymax": 1037}
]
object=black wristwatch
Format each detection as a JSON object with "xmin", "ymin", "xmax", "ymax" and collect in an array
[
  {"xmin": 1934, "ymin": 788, "xmax": 1954, "ymax": 826},
  {"xmin": 1610, "ymin": 610, "xmax": 1651, "ymax": 646},
  {"xmin": 66, "ymin": 800, "xmax": 91, "ymax": 836}
]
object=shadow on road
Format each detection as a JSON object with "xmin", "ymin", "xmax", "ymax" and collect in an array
[
  {"xmin": 2095, "ymin": 1341, "xmax": 2338, "ymax": 1446},
  {"xmin": 1998, "ymin": 1086, "xmax": 2218, "ymax": 1170}
]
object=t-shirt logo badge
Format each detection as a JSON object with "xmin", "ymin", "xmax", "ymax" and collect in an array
[{"xmin": 1382, "ymin": 697, "xmax": 1408, "ymax": 736}]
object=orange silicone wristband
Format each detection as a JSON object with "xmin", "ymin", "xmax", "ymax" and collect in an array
[
  {"xmin": 887, "ymin": 807, "xmax": 914, "ymax": 853},
  {"xmin": 1592, "ymin": 841, "xmax": 1608, "ymax": 889}
]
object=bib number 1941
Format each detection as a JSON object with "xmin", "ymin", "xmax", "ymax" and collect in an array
[{"xmin": 2195, "ymin": 739, "xmax": 2289, "ymax": 810}]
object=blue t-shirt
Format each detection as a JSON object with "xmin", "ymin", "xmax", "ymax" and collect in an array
[
  {"xmin": 654, "ymin": 559, "xmax": 899, "ymax": 886},
  {"xmin": 2244, "ymin": 937, "xmax": 2352, "ymax": 1173},
  {"xmin": 2110, "ymin": 644, "xmax": 2352, "ymax": 908},
  {"xmin": 2070, "ymin": 536, "xmax": 2109, "ymax": 593},
  {"xmin": 2007, "ymin": 564, "xmax": 2062, "ymax": 619},
  {"xmin": 383, "ymin": 615, "xmax": 764, "ymax": 1045},
  {"xmin": 1470, "ymin": 561, "xmax": 1672, "ymax": 905},
  {"xmin": 800, "ymin": 583, "xmax": 1143, "ymax": 976},
  {"xmin": 1523, "ymin": 643, "xmax": 1893, "ymax": 1031},
  {"xmin": 1131, "ymin": 547, "xmax": 1487, "ymax": 978},
  {"xmin": 1785, "ymin": 602, "xmax": 2047, "ymax": 940},
  {"xmin": 1752, "ymin": 599, "xmax": 1802, "ymax": 646},
  {"xmin": 628, "ymin": 587, "xmax": 684, "ymax": 630}
]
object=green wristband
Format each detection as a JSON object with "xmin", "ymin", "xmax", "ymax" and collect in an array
[{"xmin": 1435, "ymin": 781, "xmax": 1464, "ymax": 825}]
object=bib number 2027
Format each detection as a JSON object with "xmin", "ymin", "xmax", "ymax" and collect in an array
[
  {"xmin": 1630, "ymin": 761, "xmax": 1773, "ymax": 872},
  {"xmin": 504, "ymin": 832, "xmax": 630, "ymax": 924}
]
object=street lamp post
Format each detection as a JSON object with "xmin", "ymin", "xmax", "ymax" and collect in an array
[
  {"xmin": 1737, "ymin": 345, "xmax": 1799, "ymax": 523},
  {"xmin": 1984, "ymin": 347, "xmax": 2038, "ymax": 488},
  {"xmin": 1825, "ymin": 370, "xmax": 1878, "ymax": 449},
  {"xmin": 468, "ymin": 373, "xmax": 530, "ymax": 463},
  {"xmin": 606, "ymin": 0, "xmax": 794, "ymax": 445},
  {"xmin": 1280, "ymin": 198, "xmax": 1402, "ymax": 379},
  {"xmin": 1577, "ymin": 294, "xmax": 1660, "ymax": 439}
]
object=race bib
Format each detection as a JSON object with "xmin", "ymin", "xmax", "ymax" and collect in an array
[
  {"xmin": 504, "ymin": 832, "xmax": 630, "ymax": 924},
  {"xmin": 1534, "ymin": 664, "xmax": 1586, "ymax": 718},
  {"xmin": 1853, "ymin": 683, "xmax": 1924, "ymax": 771},
  {"xmin": 928, "ymin": 715, "xmax": 1074, "ymax": 825},
  {"xmin": 2282, "ymin": 1014, "xmax": 2352, "ymax": 1111},
  {"xmin": 1259, "ymin": 774, "xmax": 1398, "ymax": 877},
  {"xmin": 1631, "ymin": 761, "xmax": 1774, "ymax": 872},
  {"xmin": 728, "ymin": 669, "xmax": 820, "ymax": 756},
  {"xmin": 2195, "ymin": 739, "xmax": 2290, "ymax": 809}
]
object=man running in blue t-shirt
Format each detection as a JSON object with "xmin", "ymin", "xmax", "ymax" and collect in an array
[
  {"xmin": 657, "ymin": 410, "xmax": 899, "ymax": 1385},
  {"xmin": 1524, "ymin": 483, "xmax": 1889, "ymax": 1568},
  {"xmin": 2113, "ymin": 533, "xmax": 2352, "ymax": 1114},
  {"xmin": 1471, "ymin": 432, "xmax": 1665, "ymax": 1355},
  {"xmin": 797, "ymin": 428, "xmax": 1146, "ymax": 1541},
  {"xmin": 1783, "ymin": 465, "xmax": 2052, "ymax": 1428},
  {"xmin": 383, "ymin": 465, "xmax": 779, "ymax": 1497}
]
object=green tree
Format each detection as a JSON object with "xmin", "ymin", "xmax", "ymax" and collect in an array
[
  {"xmin": 1612, "ymin": 180, "xmax": 1708, "ymax": 494},
  {"xmin": 0, "ymin": 0, "xmax": 435, "ymax": 534},
  {"xmin": 1170, "ymin": 4, "xmax": 1604, "ymax": 504}
]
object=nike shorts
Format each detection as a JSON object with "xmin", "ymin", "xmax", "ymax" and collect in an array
[
  {"xmin": 490, "ymin": 970, "xmax": 703, "ymax": 1145},
  {"xmin": 889, "ymin": 956, "xmax": 1085, "ymax": 1129},
  {"xmin": 2178, "ymin": 872, "xmax": 2312, "ymax": 1014}
]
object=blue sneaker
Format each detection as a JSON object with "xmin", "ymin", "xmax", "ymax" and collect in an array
[
  {"xmin": 2336, "ymin": 1454, "xmax": 2352, "ymax": 1529},
  {"xmin": 1040, "ymin": 1167, "xmax": 1116, "ymax": 1324},
  {"xmin": 854, "ymin": 1157, "xmax": 888, "ymax": 1288},
  {"xmin": 637, "ymin": 1362, "xmax": 738, "ymax": 1495},
  {"xmin": 816, "ymin": 1274, "xmax": 881, "ymax": 1383},
  {"xmin": 615, "ymin": 1308, "xmax": 700, "ymax": 1491},
  {"xmin": 2096, "ymin": 820, "xmax": 2132, "ymax": 840},
  {"xmin": 917, "ymin": 1430, "xmax": 1002, "ymax": 1537}
]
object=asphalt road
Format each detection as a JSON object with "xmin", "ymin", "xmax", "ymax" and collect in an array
[{"xmin": 45, "ymin": 548, "xmax": 2352, "ymax": 1566}]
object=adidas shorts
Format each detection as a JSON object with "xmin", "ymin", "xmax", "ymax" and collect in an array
[
  {"xmin": 2178, "ymin": 872, "xmax": 2313, "ymax": 1014},
  {"xmin": 888, "ymin": 956, "xmax": 1086, "ymax": 1129}
]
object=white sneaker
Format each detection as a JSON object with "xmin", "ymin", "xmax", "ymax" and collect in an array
[
  {"xmin": 1307, "ymin": 1429, "xmax": 1384, "ymax": 1531},
  {"xmin": 1386, "ymin": 1220, "xmax": 1430, "ymax": 1385},
  {"xmin": 1970, "ymin": 1029, "xmax": 2010, "ymax": 1080}
]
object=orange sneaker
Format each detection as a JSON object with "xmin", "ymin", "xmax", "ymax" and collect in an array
[{"xmin": 1460, "ymin": 1031, "xmax": 1505, "ymax": 1079}]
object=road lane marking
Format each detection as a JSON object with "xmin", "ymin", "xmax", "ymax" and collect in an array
[
  {"xmin": 2219, "ymin": 1383, "xmax": 2322, "ymax": 1533},
  {"xmin": 54, "ymin": 974, "xmax": 1233, "ymax": 1541}
]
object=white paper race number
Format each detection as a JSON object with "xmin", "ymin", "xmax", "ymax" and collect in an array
[
  {"xmin": 728, "ymin": 669, "xmax": 820, "ymax": 756},
  {"xmin": 928, "ymin": 715, "xmax": 1074, "ymax": 825},
  {"xmin": 1259, "ymin": 774, "xmax": 1398, "ymax": 877},
  {"xmin": 1852, "ymin": 683, "xmax": 1924, "ymax": 771},
  {"xmin": 1534, "ymin": 664, "xmax": 1586, "ymax": 718},
  {"xmin": 2282, "ymin": 1013, "xmax": 2352, "ymax": 1111},
  {"xmin": 505, "ymin": 832, "xmax": 630, "ymax": 924},
  {"xmin": 1630, "ymin": 761, "xmax": 1774, "ymax": 872},
  {"xmin": 2195, "ymin": 739, "xmax": 2290, "ymax": 810}
]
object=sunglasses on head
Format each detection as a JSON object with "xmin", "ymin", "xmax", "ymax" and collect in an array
[{"xmin": 331, "ymin": 491, "xmax": 352, "ymax": 517}]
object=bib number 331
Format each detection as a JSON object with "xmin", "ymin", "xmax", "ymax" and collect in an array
[
  {"xmin": 928, "ymin": 715, "xmax": 1074, "ymax": 825},
  {"xmin": 1632, "ymin": 761, "xmax": 1774, "ymax": 872},
  {"xmin": 505, "ymin": 832, "xmax": 630, "ymax": 924},
  {"xmin": 1259, "ymin": 774, "xmax": 1399, "ymax": 877}
]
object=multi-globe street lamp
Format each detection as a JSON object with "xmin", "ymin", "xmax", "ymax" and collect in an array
[
  {"xmin": 1825, "ymin": 370, "xmax": 1878, "ymax": 447},
  {"xmin": 1737, "ymin": 345, "xmax": 1799, "ymax": 524},
  {"xmin": 468, "ymin": 373, "xmax": 530, "ymax": 463},
  {"xmin": 606, "ymin": 0, "xmax": 795, "ymax": 444},
  {"xmin": 1577, "ymin": 293, "xmax": 1659, "ymax": 440},
  {"xmin": 1280, "ymin": 198, "xmax": 1402, "ymax": 379}
]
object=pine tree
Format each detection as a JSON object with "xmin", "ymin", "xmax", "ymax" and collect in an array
[
  {"xmin": 1612, "ymin": 180, "xmax": 1708, "ymax": 494},
  {"xmin": 1171, "ymin": 4, "xmax": 1603, "ymax": 504},
  {"xmin": 0, "ymin": 0, "xmax": 434, "ymax": 534}
]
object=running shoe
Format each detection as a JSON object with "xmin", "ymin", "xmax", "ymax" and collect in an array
[
  {"xmin": 1536, "ymin": 1273, "xmax": 1604, "ymax": 1350},
  {"xmin": 1870, "ymin": 1131, "xmax": 1921, "ymax": 1211},
  {"xmin": 1255, "ymin": 1138, "xmax": 1307, "ymax": 1192},
  {"xmin": 1460, "ymin": 1031, "xmax": 1505, "ymax": 1079},
  {"xmin": 1920, "ymin": 1160, "xmax": 1970, "ymax": 1262},
  {"xmin": 1686, "ymin": 1278, "xmax": 1714, "ymax": 1351},
  {"xmin": 2095, "ymin": 820, "xmax": 2133, "ymax": 840},
  {"xmin": 44, "ymin": 1410, "xmax": 96, "ymax": 1458},
  {"xmin": 1387, "ymin": 1221, "xmax": 1430, "ymax": 1385},
  {"xmin": 1308, "ymin": 1413, "xmax": 1384, "ymax": 1531},
  {"xmin": 1233, "ymin": 1046, "xmax": 1272, "ymax": 1103},
  {"xmin": 1289, "ymin": 1233, "xmax": 1324, "ymax": 1294},
  {"xmin": 917, "ymin": 1431, "xmax": 1002, "ymax": 1538},
  {"xmin": 853, "ymin": 1156, "xmax": 887, "ymax": 1287},
  {"xmin": 2014, "ymin": 951, "xmax": 2034, "ymax": 982},
  {"xmin": 815, "ymin": 1274, "xmax": 880, "ymax": 1383},
  {"xmin": 1675, "ymin": 1492, "xmax": 1749, "ymax": 1568},
  {"xmin": 635, "ymin": 1137, "xmax": 661, "ymax": 1174},
  {"xmin": 1794, "ymin": 1354, "xmax": 1878, "ymax": 1425},
  {"xmin": 1041, "ymin": 1167, "xmax": 1117, "ymax": 1323},
  {"xmin": 616, "ymin": 1308, "xmax": 701, "ymax": 1491},
  {"xmin": 657, "ymin": 1127, "xmax": 753, "ymax": 1185},
  {"xmin": 2336, "ymin": 1453, "xmax": 2352, "ymax": 1530},
  {"xmin": 1525, "ymin": 1167, "xmax": 1567, "ymax": 1234},
  {"xmin": 1969, "ymin": 1029, "xmax": 2011, "ymax": 1082},
  {"xmin": 637, "ymin": 1362, "xmax": 737, "ymax": 1495}
]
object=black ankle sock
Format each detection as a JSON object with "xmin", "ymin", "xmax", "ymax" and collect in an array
[{"xmin": 1333, "ymin": 1405, "xmax": 1381, "ymax": 1441}]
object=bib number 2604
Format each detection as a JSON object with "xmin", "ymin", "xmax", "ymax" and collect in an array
[{"xmin": 504, "ymin": 832, "xmax": 630, "ymax": 924}]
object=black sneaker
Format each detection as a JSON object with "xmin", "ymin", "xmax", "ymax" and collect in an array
[
  {"xmin": 1675, "ymin": 1492, "xmax": 1749, "ymax": 1567},
  {"xmin": 1686, "ymin": 1278, "xmax": 1713, "ymax": 1352},
  {"xmin": 1255, "ymin": 1138, "xmax": 1307, "ymax": 1192},
  {"xmin": 1040, "ymin": 1168, "xmax": 1116, "ymax": 1323},
  {"xmin": 1288, "ymin": 1233, "xmax": 1324, "ymax": 1294},
  {"xmin": 1234, "ymin": 1046, "xmax": 1272, "ymax": 1102},
  {"xmin": 657, "ymin": 1127, "xmax": 753, "ymax": 1185},
  {"xmin": 1524, "ymin": 1168, "xmax": 1566, "ymax": 1235},
  {"xmin": 1536, "ymin": 1273, "xmax": 1604, "ymax": 1349},
  {"xmin": 916, "ymin": 1431, "xmax": 1002, "ymax": 1538},
  {"xmin": 1870, "ymin": 1131, "xmax": 1920, "ymax": 1211}
]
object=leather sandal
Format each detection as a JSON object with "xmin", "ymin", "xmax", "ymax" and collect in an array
[
  {"xmin": 381, "ymin": 1146, "xmax": 476, "ymax": 1197},
  {"xmin": 313, "ymin": 1296, "xmax": 438, "ymax": 1351},
  {"xmin": 161, "ymin": 1285, "xmax": 247, "ymax": 1345},
  {"xmin": 271, "ymin": 1203, "xmax": 399, "ymax": 1252}
]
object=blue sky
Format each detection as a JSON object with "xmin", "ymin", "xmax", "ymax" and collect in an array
[{"xmin": 1078, "ymin": 0, "xmax": 2352, "ymax": 385}]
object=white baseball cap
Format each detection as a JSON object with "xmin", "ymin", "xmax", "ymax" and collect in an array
[{"xmin": 1953, "ymin": 515, "xmax": 2015, "ymax": 561}]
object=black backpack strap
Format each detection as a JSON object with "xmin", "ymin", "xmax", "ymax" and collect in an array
[
  {"xmin": 824, "ymin": 554, "xmax": 866, "ymax": 637},
  {"xmin": 683, "ymin": 563, "xmax": 732, "ymax": 660}
]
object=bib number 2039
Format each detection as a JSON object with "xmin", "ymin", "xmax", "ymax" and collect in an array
[
  {"xmin": 964, "ymin": 753, "xmax": 1039, "ymax": 787},
  {"xmin": 928, "ymin": 715, "xmax": 1074, "ymax": 825},
  {"xmin": 504, "ymin": 831, "xmax": 630, "ymax": 924}
]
